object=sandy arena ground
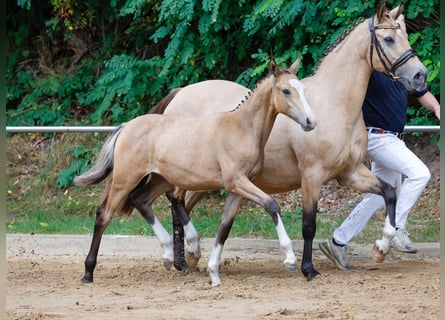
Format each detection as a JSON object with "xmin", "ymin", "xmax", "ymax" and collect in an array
[{"xmin": 6, "ymin": 234, "xmax": 440, "ymax": 320}]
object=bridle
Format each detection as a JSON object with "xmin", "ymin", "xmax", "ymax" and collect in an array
[{"xmin": 368, "ymin": 15, "xmax": 417, "ymax": 80}]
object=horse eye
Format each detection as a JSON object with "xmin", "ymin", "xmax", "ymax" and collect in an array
[
  {"xmin": 282, "ymin": 88, "xmax": 290, "ymax": 95},
  {"xmin": 384, "ymin": 36, "xmax": 394, "ymax": 44}
]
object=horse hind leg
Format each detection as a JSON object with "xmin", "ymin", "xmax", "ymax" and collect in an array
[
  {"xmin": 372, "ymin": 177, "xmax": 397, "ymax": 262},
  {"xmin": 129, "ymin": 176, "xmax": 175, "ymax": 270},
  {"xmin": 339, "ymin": 165, "xmax": 397, "ymax": 263},
  {"xmin": 168, "ymin": 190, "xmax": 207, "ymax": 271},
  {"xmin": 82, "ymin": 188, "xmax": 125, "ymax": 283},
  {"xmin": 167, "ymin": 190, "xmax": 201, "ymax": 271},
  {"xmin": 82, "ymin": 202, "xmax": 109, "ymax": 283}
]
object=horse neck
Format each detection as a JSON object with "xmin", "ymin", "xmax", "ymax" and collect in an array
[
  {"xmin": 308, "ymin": 20, "xmax": 372, "ymax": 119},
  {"xmin": 233, "ymin": 76, "xmax": 278, "ymax": 145}
]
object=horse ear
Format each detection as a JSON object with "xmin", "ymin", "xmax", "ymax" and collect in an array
[
  {"xmin": 269, "ymin": 58, "xmax": 279, "ymax": 77},
  {"xmin": 376, "ymin": 1, "xmax": 389, "ymax": 22},
  {"xmin": 389, "ymin": 4, "xmax": 404, "ymax": 20},
  {"xmin": 288, "ymin": 56, "xmax": 301, "ymax": 75}
]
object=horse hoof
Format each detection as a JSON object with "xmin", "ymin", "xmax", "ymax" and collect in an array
[
  {"xmin": 174, "ymin": 261, "xmax": 189, "ymax": 271},
  {"xmin": 285, "ymin": 263, "xmax": 297, "ymax": 273},
  {"xmin": 209, "ymin": 277, "xmax": 221, "ymax": 287},
  {"xmin": 187, "ymin": 266, "xmax": 199, "ymax": 273},
  {"xmin": 163, "ymin": 259, "xmax": 173, "ymax": 270},
  {"xmin": 185, "ymin": 251, "xmax": 201, "ymax": 268},
  {"xmin": 372, "ymin": 244, "xmax": 387, "ymax": 263},
  {"xmin": 306, "ymin": 269, "xmax": 321, "ymax": 281},
  {"xmin": 81, "ymin": 276, "xmax": 93, "ymax": 284}
]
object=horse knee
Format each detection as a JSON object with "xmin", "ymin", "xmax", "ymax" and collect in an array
[
  {"xmin": 264, "ymin": 198, "xmax": 280, "ymax": 225},
  {"xmin": 302, "ymin": 221, "xmax": 316, "ymax": 239},
  {"xmin": 302, "ymin": 205, "xmax": 317, "ymax": 239},
  {"xmin": 379, "ymin": 178, "xmax": 396, "ymax": 203}
]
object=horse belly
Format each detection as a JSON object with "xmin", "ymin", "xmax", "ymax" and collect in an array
[{"xmin": 157, "ymin": 158, "xmax": 224, "ymax": 192}]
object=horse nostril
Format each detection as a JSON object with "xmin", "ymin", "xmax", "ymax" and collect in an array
[
  {"xmin": 306, "ymin": 117, "xmax": 316, "ymax": 129},
  {"xmin": 414, "ymin": 71, "xmax": 426, "ymax": 85}
]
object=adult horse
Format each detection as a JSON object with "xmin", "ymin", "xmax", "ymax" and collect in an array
[
  {"xmin": 151, "ymin": 3, "xmax": 428, "ymax": 282},
  {"xmin": 74, "ymin": 59, "xmax": 316, "ymax": 284}
]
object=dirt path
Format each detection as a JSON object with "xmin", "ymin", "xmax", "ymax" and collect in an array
[{"xmin": 7, "ymin": 234, "xmax": 440, "ymax": 320}]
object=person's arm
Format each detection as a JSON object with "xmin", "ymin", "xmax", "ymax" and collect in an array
[{"xmin": 417, "ymin": 91, "xmax": 440, "ymax": 120}]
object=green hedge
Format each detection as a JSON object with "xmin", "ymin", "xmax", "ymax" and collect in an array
[{"xmin": 6, "ymin": 0, "xmax": 440, "ymax": 187}]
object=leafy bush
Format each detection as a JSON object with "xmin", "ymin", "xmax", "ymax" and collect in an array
[{"xmin": 6, "ymin": 0, "xmax": 440, "ymax": 188}]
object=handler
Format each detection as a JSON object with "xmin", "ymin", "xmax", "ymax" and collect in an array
[{"xmin": 319, "ymin": 16, "xmax": 440, "ymax": 270}]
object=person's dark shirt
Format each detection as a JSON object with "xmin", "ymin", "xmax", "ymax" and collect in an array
[{"xmin": 362, "ymin": 71, "xmax": 428, "ymax": 133}]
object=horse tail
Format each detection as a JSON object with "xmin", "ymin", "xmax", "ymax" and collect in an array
[
  {"xmin": 149, "ymin": 88, "xmax": 181, "ymax": 114},
  {"xmin": 74, "ymin": 126, "xmax": 124, "ymax": 186}
]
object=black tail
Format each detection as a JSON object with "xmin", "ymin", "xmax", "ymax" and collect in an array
[{"xmin": 149, "ymin": 88, "xmax": 181, "ymax": 114}]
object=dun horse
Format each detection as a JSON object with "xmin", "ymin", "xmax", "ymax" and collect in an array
[
  {"xmin": 151, "ymin": 3, "xmax": 428, "ymax": 282},
  {"xmin": 75, "ymin": 59, "xmax": 316, "ymax": 285}
]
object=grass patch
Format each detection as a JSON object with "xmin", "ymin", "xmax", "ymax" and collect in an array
[{"xmin": 6, "ymin": 193, "xmax": 439, "ymax": 244}]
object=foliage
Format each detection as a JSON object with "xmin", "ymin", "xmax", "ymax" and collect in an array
[
  {"xmin": 80, "ymin": 54, "xmax": 163, "ymax": 124},
  {"xmin": 6, "ymin": 0, "xmax": 440, "ymax": 187}
]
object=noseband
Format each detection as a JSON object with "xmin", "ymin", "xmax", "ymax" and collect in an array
[{"xmin": 369, "ymin": 15, "xmax": 417, "ymax": 80}]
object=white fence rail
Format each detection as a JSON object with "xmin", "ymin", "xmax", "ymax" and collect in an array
[
  {"xmin": 6, "ymin": 126, "xmax": 117, "ymax": 133},
  {"xmin": 5, "ymin": 125, "xmax": 439, "ymax": 196},
  {"xmin": 5, "ymin": 125, "xmax": 441, "ymax": 133}
]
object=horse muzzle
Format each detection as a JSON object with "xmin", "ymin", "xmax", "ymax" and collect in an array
[
  {"xmin": 302, "ymin": 117, "xmax": 316, "ymax": 132},
  {"xmin": 396, "ymin": 66, "xmax": 428, "ymax": 93}
]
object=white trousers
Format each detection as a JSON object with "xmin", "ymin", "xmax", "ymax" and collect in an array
[{"xmin": 333, "ymin": 133, "xmax": 431, "ymax": 245}]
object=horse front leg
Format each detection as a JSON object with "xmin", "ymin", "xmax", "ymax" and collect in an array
[
  {"xmin": 263, "ymin": 199, "xmax": 297, "ymax": 272},
  {"xmin": 300, "ymin": 184, "xmax": 321, "ymax": 281},
  {"xmin": 229, "ymin": 177, "xmax": 297, "ymax": 274},
  {"xmin": 301, "ymin": 204, "xmax": 320, "ymax": 281}
]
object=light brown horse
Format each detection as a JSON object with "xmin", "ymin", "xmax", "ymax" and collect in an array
[
  {"xmin": 152, "ymin": 3, "xmax": 428, "ymax": 282},
  {"xmin": 74, "ymin": 59, "xmax": 316, "ymax": 284}
]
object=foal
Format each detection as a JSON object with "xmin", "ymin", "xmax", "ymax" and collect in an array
[{"xmin": 75, "ymin": 59, "xmax": 316, "ymax": 284}]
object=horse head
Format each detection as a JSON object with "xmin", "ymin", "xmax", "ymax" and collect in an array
[
  {"xmin": 369, "ymin": 2, "xmax": 428, "ymax": 92},
  {"xmin": 269, "ymin": 58, "xmax": 316, "ymax": 132}
]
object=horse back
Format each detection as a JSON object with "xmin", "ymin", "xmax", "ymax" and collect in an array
[{"xmin": 164, "ymin": 80, "xmax": 250, "ymax": 117}]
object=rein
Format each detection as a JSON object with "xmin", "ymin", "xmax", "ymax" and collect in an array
[{"xmin": 368, "ymin": 15, "xmax": 417, "ymax": 80}]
